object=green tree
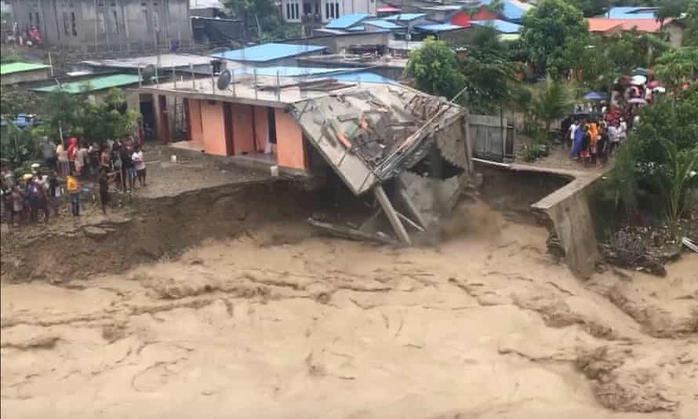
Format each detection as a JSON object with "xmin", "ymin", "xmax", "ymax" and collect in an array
[
  {"xmin": 80, "ymin": 89, "xmax": 138, "ymax": 143},
  {"xmin": 224, "ymin": 0, "xmax": 278, "ymax": 40},
  {"xmin": 461, "ymin": 26, "xmax": 520, "ymax": 113},
  {"xmin": 613, "ymin": 86, "xmax": 698, "ymax": 236},
  {"xmin": 405, "ymin": 38, "xmax": 465, "ymax": 99},
  {"xmin": 654, "ymin": 47, "xmax": 698, "ymax": 94},
  {"xmin": 521, "ymin": 0, "xmax": 589, "ymax": 77},
  {"xmin": 569, "ymin": 0, "xmax": 610, "ymax": 16},
  {"xmin": 0, "ymin": 86, "xmax": 42, "ymax": 118},
  {"xmin": 532, "ymin": 79, "xmax": 572, "ymax": 136},
  {"xmin": 654, "ymin": 0, "xmax": 689, "ymax": 28},
  {"xmin": 684, "ymin": 1, "xmax": 698, "ymax": 46}
]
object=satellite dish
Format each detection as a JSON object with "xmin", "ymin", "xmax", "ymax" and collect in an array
[
  {"xmin": 141, "ymin": 64, "xmax": 157, "ymax": 84},
  {"xmin": 217, "ymin": 69, "xmax": 232, "ymax": 91}
]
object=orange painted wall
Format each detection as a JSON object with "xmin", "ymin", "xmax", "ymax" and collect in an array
[
  {"xmin": 199, "ymin": 100, "xmax": 227, "ymax": 156},
  {"xmin": 231, "ymin": 103, "xmax": 255, "ymax": 155},
  {"xmin": 188, "ymin": 99, "xmax": 204, "ymax": 143},
  {"xmin": 274, "ymin": 109, "xmax": 306, "ymax": 170},
  {"xmin": 253, "ymin": 106, "xmax": 268, "ymax": 152}
]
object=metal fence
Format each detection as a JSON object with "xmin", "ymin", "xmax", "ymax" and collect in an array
[{"xmin": 469, "ymin": 114, "xmax": 515, "ymax": 163}]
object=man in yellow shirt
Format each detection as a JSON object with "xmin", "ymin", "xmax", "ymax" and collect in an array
[{"xmin": 66, "ymin": 171, "xmax": 80, "ymax": 217}]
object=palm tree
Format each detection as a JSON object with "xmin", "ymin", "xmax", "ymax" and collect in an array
[
  {"xmin": 533, "ymin": 79, "xmax": 571, "ymax": 137},
  {"xmin": 655, "ymin": 140, "xmax": 698, "ymax": 237}
]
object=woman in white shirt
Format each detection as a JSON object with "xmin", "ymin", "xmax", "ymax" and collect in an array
[{"xmin": 132, "ymin": 145, "xmax": 146, "ymax": 187}]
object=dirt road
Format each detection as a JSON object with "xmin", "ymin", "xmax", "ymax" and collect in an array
[{"xmin": 2, "ymin": 206, "xmax": 697, "ymax": 419}]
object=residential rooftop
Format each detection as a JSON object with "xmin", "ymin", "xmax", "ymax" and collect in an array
[
  {"xmin": 0, "ymin": 62, "xmax": 50, "ymax": 75},
  {"xmin": 606, "ymin": 6, "xmax": 658, "ymax": 19},
  {"xmin": 211, "ymin": 43, "xmax": 327, "ymax": 63},
  {"xmin": 82, "ymin": 54, "xmax": 214, "ymax": 70},
  {"xmin": 385, "ymin": 13, "xmax": 427, "ymax": 22},
  {"xmin": 31, "ymin": 74, "xmax": 141, "ymax": 93},
  {"xmin": 326, "ymin": 13, "xmax": 369, "ymax": 29},
  {"xmin": 471, "ymin": 19, "xmax": 523, "ymax": 34},
  {"xmin": 414, "ymin": 23, "xmax": 465, "ymax": 33}
]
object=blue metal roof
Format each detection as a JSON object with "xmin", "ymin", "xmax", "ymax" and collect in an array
[
  {"xmin": 386, "ymin": 13, "xmax": 427, "ymax": 22},
  {"xmin": 232, "ymin": 66, "xmax": 357, "ymax": 77},
  {"xmin": 414, "ymin": 23, "xmax": 463, "ymax": 33},
  {"xmin": 326, "ymin": 13, "xmax": 369, "ymax": 29},
  {"xmin": 606, "ymin": 7, "xmax": 658, "ymax": 19},
  {"xmin": 347, "ymin": 25, "xmax": 366, "ymax": 32},
  {"xmin": 212, "ymin": 43, "xmax": 327, "ymax": 63},
  {"xmin": 231, "ymin": 66, "xmax": 396, "ymax": 85},
  {"xmin": 364, "ymin": 19, "xmax": 403, "ymax": 30},
  {"xmin": 331, "ymin": 71, "xmax": 396, "ymax": 85},
  {"xmin": 471, "ymin": 19, "xmax": 522, "ymax": 34},
  {"xmin": 479, "ymin": 0, "xmax": 530, "ymax": 22}
]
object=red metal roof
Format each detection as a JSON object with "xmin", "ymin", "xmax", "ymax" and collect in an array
[{"xmin": 586, "ymin": 18, "xmax": 667, "ymax": 34}]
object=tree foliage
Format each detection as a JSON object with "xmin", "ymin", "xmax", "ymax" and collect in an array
[
  {"xmin": 223, "ymin": 0, "xmax": 281, "ymax": 40},
  {"xmin": 405, "ymin": 38, "xmax": 465, "ymax": 99},
  {"xmin": 612, "ymin": 86, "xmax": 698, "ymax": 235},
  {"xmin": 461, "ymin": 26, "xmax": 520, "ymax": 113},
  {"xmin": 654, "ymin": 0, "xmax": 689, "ymax": 27},
  {"xmin": 684, "ymin": 1, "xmax": 698, "ymax": 46},
  {"xmin": 521, "ymin": 0, "xmax": 589, "ymax": 78},
  {"xmin": 568, "ymin": 0, "xmax": 610, "ymax": 17},
  {"xmin": 532, "ymin": 79, "xmax": 572, "ymax": 134},
  {"xmin": 0, "ymin": 86, "xmax": 42, "ymax": 118},
  {"xmin": 654, "ymin": 47, "xmax": 698, "ymax": 93}
]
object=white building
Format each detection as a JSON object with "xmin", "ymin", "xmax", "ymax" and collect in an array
[{"xmin": 281, "ymin": 0, "xmax": 377, "ymax": 24}]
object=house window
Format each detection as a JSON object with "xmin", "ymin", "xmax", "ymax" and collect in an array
[
  {"xmin": 153, "ymin": 11, "xmax": 160, "ymax": 32},
  {"xmin": 112, "ymin": 10, "xmax": 119, "ymax": 34},
  {"xmin": 35, "ymin": 12, "xmax": 40, "ymax": 28},
  {"xmin": 98, "ymin": 12, "xmax": 106, "ymax": 33},
  {"xmin": 286, "ymin": 3, "xmax": 291, "ymax": 20},
  {"xmin": 71, "ymin": 12, "xmax": 78, "ymax": 36},
  {"xmin": 325, "ymin": 2, "xmax": 329, "ymax": 19},
  {"xmin": 295, "ymin": 3, "xmax": 300, "ymax": 19},
  {"xmin": 29, "ymin": 12, "xmax": 33, "ymax": 25},
  {"xmin": 63, "ymin": 12, "xmax": 70, "ymax": 36},
  {"xmin": 143, "ymin": 9, "xmax": 151, "ymax": 32}
]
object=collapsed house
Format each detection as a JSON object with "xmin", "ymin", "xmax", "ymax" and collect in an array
[{"xmin": 139, "ymin": 68, "xmax": 472, "ymax": 244}]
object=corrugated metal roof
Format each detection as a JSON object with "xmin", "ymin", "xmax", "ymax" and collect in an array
[
  {"xmin": 31, "ymin": 74, "xmax": 141, "ymax": 94},
  {"xmin": 326, "ymin": 13, "xmax": 369, "ymax": 29},
  {"xmin": 414, "ymin": 23, "xmax": 464, "ymax": 32},
  {"xmin": 347, "ymin": 26, "xmax": 366, "ymax": 32},
  {"xmin": 479, "ymin": 0, "xmax": 531, "ymax": 22},
  {"xmin": 587, "ymin": 18, "xmax": 624, "ymax": 33},
  {"xmin": 607, "ymin": 7, "xmax": 657, "ymax": 19},
  {"xmin": 233, "ymin": 66, "xmax": 357, "ymax": 77},
  {"xmin": 212, "ymin": 43, "xmax": 327, "ymax": 63},
  {"xmin": 386, "ymin": 13, "xmax": 427, "ymax": 22},
  {"xmin": 0, "ymin": 62, "xmax": 50, "ymax": 75},
  {"xmin": 364, "ymin": 19, "xmax": 403, "ymax": 29},
  {"xmin": 471, "ymin": 19, "xmax": 522, "ymax": 33}
]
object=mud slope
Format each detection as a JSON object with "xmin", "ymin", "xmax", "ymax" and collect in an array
[{"xmin": 2, "ymin": 206, "xmax": 696, "ymax": 419}]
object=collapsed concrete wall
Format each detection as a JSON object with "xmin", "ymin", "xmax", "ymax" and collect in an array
[{"xmin": 530, "ymin": 169, "xmax": 600, "ymax": 279}]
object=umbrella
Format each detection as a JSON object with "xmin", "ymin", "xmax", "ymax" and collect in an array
[
  {"xmin": 628, "ymin": 98, "xmax": 648, "ymax": 105},
  {"xmin": 631, "ymin": 75, "xmax": 647, "ymax": 85},
  {"xmin": 632, "ymin": 68, "xmax": 648, "ymax": 76},
  {"xmin": 583, "ymin": 92, "xmax": 607, "ymax": 100},
  {"xmin": 647, "ymin": 80, "xmax": 659, "ymax": 88}
]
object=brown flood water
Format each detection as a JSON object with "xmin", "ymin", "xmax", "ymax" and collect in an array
[{"xmin": 2, "ymin": 204, "xmax": 697, "ymax": 419}]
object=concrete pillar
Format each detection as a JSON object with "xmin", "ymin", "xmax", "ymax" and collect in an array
[{"xmin": 374, "ymin": 185, "xmax": 411, "ymax": 245}]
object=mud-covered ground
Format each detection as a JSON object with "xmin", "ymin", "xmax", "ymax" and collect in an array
[{"xmin": 2, "ymin": 203, "xmax": 696, "ymax": 419}]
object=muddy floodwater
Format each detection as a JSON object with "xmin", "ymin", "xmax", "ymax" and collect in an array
[{"xmin": 2, "ymin": 205, "xmax": 697, "ymax": 419}]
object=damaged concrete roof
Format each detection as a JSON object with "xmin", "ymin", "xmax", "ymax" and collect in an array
[{"xmin": 291, "ymin": 85, "xmax": 465, "ymax": 195}]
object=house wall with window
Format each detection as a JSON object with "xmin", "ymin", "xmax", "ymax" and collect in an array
[
  {"xmin": 9, "ymin": 0, "xmax": 192, "ymax": 52},
  {"xmin": 282, "ymin": 0, "xmax": 376, "ymax": 24}
]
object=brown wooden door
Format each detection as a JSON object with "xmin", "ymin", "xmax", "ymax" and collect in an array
[{"xmin": 223, "ymin": 102, "xmax": 234, "ymax": 155}]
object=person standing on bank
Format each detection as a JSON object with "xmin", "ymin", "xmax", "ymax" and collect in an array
[
  {"xmin": 132, "ymin": 145, "xmax": 146, "ymax": 187},
  {"xmin": 66, "ymin": 170, "xmax": 80, "ymax": 217}
]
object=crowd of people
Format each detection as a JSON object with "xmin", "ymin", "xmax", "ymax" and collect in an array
[
  {"xmin": 1, "ymin": 136, "xmax": 147, "ymax": 228},
  {"xmin": 565, "ymin": 69, "xmax": 664, "ymax": 168}
]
